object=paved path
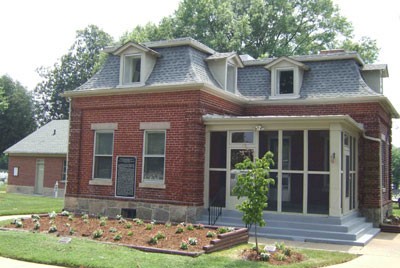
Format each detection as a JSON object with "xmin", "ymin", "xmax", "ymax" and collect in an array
[{"xmin": 1, "ymin": 215, "xmax": 399, "ymax": 267}]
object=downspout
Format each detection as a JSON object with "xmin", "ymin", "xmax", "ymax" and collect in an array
[
  {"xmin": 362, "ymin": 132, "xmax": 383, "ymax": 224},
  {"xmin": 64, "ymin": 97, "xmax": 71, "ymax": 201}
]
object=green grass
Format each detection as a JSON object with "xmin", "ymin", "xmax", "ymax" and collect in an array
[
  {"xmin": 0, "ymin": 192, "xmax": 63, "ymax": 216},
  {"xmin": 0, "ymin": 231, "xmax": 357, "ymax": 268},
  {"xmin": 0, "ymin": 183, "xmax": 6, "ymax": 192},
  {"xmin": 392, "ymin": 202, "xmax": 400, "ymax": 217}
]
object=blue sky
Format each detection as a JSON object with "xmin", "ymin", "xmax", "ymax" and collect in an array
[{"xmin": 1, "ymin": 0, "xmax": 399, "ymax": 146}]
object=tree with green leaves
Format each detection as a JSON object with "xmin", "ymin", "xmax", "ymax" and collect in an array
[
  {"xmin": 393, "ymin": 146, "xmax": 400, "ymax": 190},
  {"xmin": 123, "ymin": 0, "xmax": 379, "ymax": 63},
  {"xmin": 0, "ymin": 75, "xmax": 36, "ymax": 166},
  {"xmin": 0, "ymin": 86, "xmax": 7, "ymax": 113},
  {"xmin": 232, "ymin": 152, "xmax": 275, "ymax": 254},
  {"xmin": 33, "ymin": 25, "xmax": 113, "ymax": 126}
]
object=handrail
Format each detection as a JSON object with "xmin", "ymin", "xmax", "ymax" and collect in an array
[{"xmin": 208, "ymin": 188, "xmax": 224, "ymax": 225}]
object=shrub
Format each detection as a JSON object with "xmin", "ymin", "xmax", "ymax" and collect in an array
[
  {"xmin": 31, "ymin": 214, "xmax": 40, "ymax": 220},
  {"xmin": 69, "ymin": 228, "xmax": 75, "ymax": 235},
  {"xmin": 92, "ymin": 229, "xmax": 103, "ymax": 239},
  {"xmin": 100, "ymin": 220, "xmax": 106, "ymax": 227},
  {"xmin": 275, "ymin": 242, "xmax": 286, "ymax": 251},
  {"xmin": 283, "ymin": 247, "xmax": 292, "ymax": 257},
  {"xmin": 61, "ymin": 210, "xmax": 70, "ymax": 216},
  {"xmin": 165, "ymin": 222, "xmax": 172, "ymax": 228},
  {"xmin": 116, "ymin": 214, "xmax": 123, "ymax": 220},
  {"xmin": 81, "ymin": 213, "xmax": 89, "ymax": 220},
  {"xmin": 48, "ymin": 225, "xmax": 57, "ymax": 233},
  {"xmin": 33, "ymin": 222, "xmax": 40, "ymax": 230},
  {"xmin": 186, "ymin": 224, "xmax": 194, "ymax": 231},
  {"xmin": 145, "ymin": 224, "xmax": 153, "ymax": 230},
  {"xmin": 260, "ymin": 252, "xmax": 270, "ymax": 261},
  {"xmin": 149, "ymin": 236, "xmax": 158, "ymax": 245},
  {"xmin": 206, "ymin": 231, "xmax": 216, "ymax": 238},
  {"xmin": 217, "ymin": 227, "xmax": 230, "ymax": 234},
  {"xmin": 155, "ymin": 231, "xmax": 165, "ymax": 240},
  {"xmin": 275, "ymin": 253, "xmax": 287, "ymax": 261},
  {"xmin": 125, "ymin": 222, "xmax": 132, "ymax": 229},
  {"xmin": 109, "ymin": 227, "xmax": 117, "ymax": 233},
  {"xmin": 180, "ymin": 241, "xmax": 188, "ymax": 250},
  {"xmin": 127, "ymin": 231, "xmax": 133, "ymax": 236},
  {"xmin": 188, "ymin": 237, "xmax": 198, "ymax": 245},
  {"xmin": 48, "ymin": 211, "xmax": 57, "ymax": 219},
  {"xmin": 196, "ymin": 224, "xmax": 204, "ymax": 230},
  {"xmin": 15, "ymin": 220, "xmax": 23, "ymax": 228},
  {"xmin": 68, "ymin": 215, "xmax": 74, "ymax": 221},
  {"xmin": 113, "ymin": 234, "xmax": 122, "ymax": 241},
  {"xmin": 175, "ymin": 227, "xmax": 184, "ymax": 234},
  {"xmin": 134, "ymin": 219, "xmax": 143, "ymax": 225},
  {"xmin": 83, "ymin": 219, "xmax": 89, "ymax": 224}
]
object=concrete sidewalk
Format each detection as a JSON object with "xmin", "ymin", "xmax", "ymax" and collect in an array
[{"xmin": 252, "ymin": 232, "xmax": 400, "ymax": 268}]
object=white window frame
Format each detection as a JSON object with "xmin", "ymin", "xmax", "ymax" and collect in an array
[
  {"xmin": 120, "ymin": 53, "xmax": 143, "ymax": 86},
  {"xmin": 270, "ymin": 67, "xmax": 300, "ymax": 99},
  {"xmin": 61, "ymin": 160, "xmax": 67, "ymax": 182},
  {"xmin": 141, "ymin": 130, "xmax": 166, "ymax": 186},
  {"xmin": 277, "ymin": 69, "xmax": 294, "ymax": 95},
  {"xmin": 92, "ymin": 130, "xmax": 114, "ymax": 180}
]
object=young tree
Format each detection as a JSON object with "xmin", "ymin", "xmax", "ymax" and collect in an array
[
  {"xmin": 232, "ymin": 152, "xmax": 275, "ymax": 253},
  {"xmin": 33, "ymin": 25, "xmax": 113, "ymax": 126}
]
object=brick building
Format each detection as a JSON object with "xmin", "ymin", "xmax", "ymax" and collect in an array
[
  {"xmin": 5, "ymin": 120, "xmax": 69, "ymax": 197},
  {"xmin": 63, "ymin": 38, "xmax": 398, "ymax": 245}
]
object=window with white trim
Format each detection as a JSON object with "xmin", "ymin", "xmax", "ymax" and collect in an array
[
  {"xmin": 226, "ymin": 63, "xmax": 237, "ymax": 93},
  {"xmin": 143, "ymin": 131, "xmax": 166, "ymax": 182},
  {"xmin": 93, "ymin": 131, "xmax": 114, "ymax": 179},
  {"xmin": 62, "ymin": 160, "xmax": 67, "ymax": 182},
  {"xmin": 278, "ymin": 69, "xmax": 294, "ymax": 94},
  {"xmin": 123, "ymin": 54, "xmax": 141, "ymax": 84}
]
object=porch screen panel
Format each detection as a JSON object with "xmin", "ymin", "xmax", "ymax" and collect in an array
[
  {"xmin": 308, "ymin": 174, "xmax": 329, "ymax": 214},
  {"xmin": 265, "ymin": 172, "xmax": 278, "ymax": 211},
  {"xmin": 259, "ymin": 131, "xmax": 278, "ymax": 169},
  {"xmin": 281, "ymin": 173, "xmax": 303, "ymax": 213},
  {"xmin": 282, "ymin": 131, "xmax": 303, "ymax": 171},
  {"xmin": 308, "ymin": 130, "xmax": 329, "ymax": 171},
  {"xmin": 209, "ymin": 132, "xmax": 227, "ymax": 207}
]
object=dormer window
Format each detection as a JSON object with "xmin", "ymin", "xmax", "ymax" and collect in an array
[
  {"xmin": 226, "ymin": 63, "xmax": 237, "ymax": 93},
  {"xmin": 265, "ymin": 57, "xmax": 309, "ymax": 100},
  {"xmin": 123, "ymin": 54, "xmax": 142, "ymax": 84},
  {"xmin": 278, "ymin": 69, "xmax": 294, "ymax": 94}
]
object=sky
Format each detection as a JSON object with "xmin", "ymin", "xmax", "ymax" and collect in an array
[{"xmin": 0, "ymin": 0, "xmax": 399, "ymax": 146}]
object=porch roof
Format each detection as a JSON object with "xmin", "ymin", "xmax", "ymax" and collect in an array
[{"xmin": 202, "ymin": 114, "xmax": 364, "ymax": 132}]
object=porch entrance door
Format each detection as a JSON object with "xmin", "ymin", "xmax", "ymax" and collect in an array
[
  {"xmin": 342, "ymin": 149, "xmax": 351, "ymax": 214},
  {"xmin": 35, "ymin": 159, "xmax": 44, "ymax": 194}
]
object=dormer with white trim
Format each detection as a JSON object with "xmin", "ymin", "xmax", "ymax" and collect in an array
[
  {"xmin": 113, "ymin": 42, "xmax": 160, "ymax": 87},
  {"xmin": 205, "ymin": 52, "xmax": 244, "ymax": 94},
  {"xmin": 264, "ymin": 57, "xmax": 309, "ymax": 99}
]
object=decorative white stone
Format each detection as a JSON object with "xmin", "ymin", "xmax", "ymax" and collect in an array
[{"xmin": 264, "ymin": 245, "xmax": 276, "ymax": 252}]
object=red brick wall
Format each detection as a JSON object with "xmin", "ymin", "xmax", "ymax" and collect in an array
[
  {"xmin": 66, "ymin": 90, "xmax": 242, "ymax": 206},
  {"xmin": 67, "ymin": 89, "xmax": 392, "ymax": 210},
  {"xmin": 8, "ymin": 156, "xmax": 66, "ymax": 188}
]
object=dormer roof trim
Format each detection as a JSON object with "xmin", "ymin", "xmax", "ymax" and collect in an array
[
  {"xmin": 205, "ymin": 52, "xmax": 244, "ymax": 68},
  {"xmin": 264, "ymin": 56, "xmax": 310, "ymax": 71},
  {"xmin": 111, "ymin": 42, "xmax": 160, "ymax": 57},
  {"xmin": 362, "ymin": 64, "xmax": 389, "ymax": 78}
]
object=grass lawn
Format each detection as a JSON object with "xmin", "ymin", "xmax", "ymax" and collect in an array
[
  {"xmin": 0, "ymin": 231, "xmax": 357, "ymax": 268},
  {"xmin": 0, "ymin": 192, "xmax": 64, "ymax": 216},
  {"xmin": 0, "ymin": 183, "xmax": 6, "ymax": 192},
  {"xmin": 392, "ymin": 202, "xmax": 400, "ymax": 217}
]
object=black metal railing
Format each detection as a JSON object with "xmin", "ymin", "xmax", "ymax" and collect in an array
[{"xmin": 208, "ymin": 189, "xmax": 224, "ymax": 225}]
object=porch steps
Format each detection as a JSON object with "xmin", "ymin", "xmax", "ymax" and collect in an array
[{"xmin": 197, "ymin": 209, "xmax": 380, "ymax": 246}]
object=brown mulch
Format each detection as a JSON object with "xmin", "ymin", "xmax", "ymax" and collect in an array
[{"xmin": 4, "ymin": 214, "xmax": 217, "ymax": 253}]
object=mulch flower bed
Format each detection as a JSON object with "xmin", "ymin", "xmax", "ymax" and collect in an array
[
  {"xmin": 381, "ymin": 215, "xmax": 400, "ymax": 233},
  {"xmin": 2, "ymin": 212, "xmax": 248, "ymax": 257},
  {"xmin": 240, "ymin": 242, "xmax": 304, "ymax": 264}
]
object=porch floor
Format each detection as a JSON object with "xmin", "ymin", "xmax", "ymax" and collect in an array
[{"xmin": 197, "ymin": 209, "xmax": 380, "ymax": 246}]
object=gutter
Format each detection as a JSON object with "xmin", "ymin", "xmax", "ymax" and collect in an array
[{"xmin": 362, "ymin": 132, "xmax": 383, "ymax": 223}]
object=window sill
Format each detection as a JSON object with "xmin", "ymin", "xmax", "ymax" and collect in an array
[
  {"xmin": 117, "ymin": 83, "xmax": 145, "ymax": 88},
  {"xmin": 269, "ymin": 94, "xmax": 300, "ymax": 100},
  {"xmin": 139, "ymin": 182, "xmax": 166, "ymax": 189},
  {"xmin": 89, "ymin": 179, "xmax": 112, "ymax": 186}
]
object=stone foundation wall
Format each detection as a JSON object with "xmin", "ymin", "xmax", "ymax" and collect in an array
[
  {"xmin": 360, "ymin": 202, "xmax": 392, "ymax": 227},
  {"xmin": 65, "ymin": 197, "xmax": 204, "ymax": 223},
  {"xmin": 7, "ymin": 185, "xmax": 65, "ymax": 198}
]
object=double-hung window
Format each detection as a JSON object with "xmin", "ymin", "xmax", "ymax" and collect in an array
[
  {"xmin": 123, "ymin": 54, "xmax": 141, "ymax": 84},
  {"xmin": 93, "ymin": 131, "xmax": 114, "ymax": 179},
  {"xmin": 143, "ymin": 131, "xmax": 166, "ymax": 182},
  {"xmin": 278, "ymin": 69, "xmax": 294, "ymax": 95}
]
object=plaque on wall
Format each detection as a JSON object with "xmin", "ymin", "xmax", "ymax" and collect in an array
[{"xmin": 115, "ymin": 156, "xmax": 136, "ymax": 197}]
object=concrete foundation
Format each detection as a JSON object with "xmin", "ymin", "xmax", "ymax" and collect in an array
[{"xmin": 7, "ymin": 185, "xmax": 65, "ymax": 198}]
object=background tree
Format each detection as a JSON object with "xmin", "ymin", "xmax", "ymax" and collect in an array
[
  {"xmin": 393, "ymin": 146, "xmax": 400, "ymax": 190},
  {"xmin": 123, "ymin": 0, "xmax": 379, "ymax": 63},
  {"xmin": 232, "ymin": 152, "xmax": 275, "ymax": 254},
  {"xmin": 0, "ymin": 75, "xmax": 36, "ymax": 169},
  {"xmin": 33, "ymin": 25, "xmax": 113, "ymax": 126}
]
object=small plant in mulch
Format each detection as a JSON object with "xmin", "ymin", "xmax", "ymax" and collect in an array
[
  {"xmin": 109, "ymin": 227, "xmax": 117, "ymax": 233},
  {"xmin": 180, "ymin": 240, "xmax": 188, "ymax": 250},
  {"xmin": 217, "ymin": 226, "xmax": 233, "ymax": 234},
  {"xmin": 175, "ymin": 227, "xmax": 184, "ymax": 234},
  {"xmin": 33, "ymin": 222, "xmax": 41, "ymax": 230},
  {"xmin": 206, "ymin": 231, "xmax": 216, "ymax": 238},
  {"xmin": 196, "ymin": 224, "xmax": 204, "ymax": 230},
  {"xmin": 48, "ymin": 225, "xmax": 57, "ymax": 233},
  {"xmin": 15, "ymin": 220, "xmax": 23, "ymax": 228},
  {"xmin": 100, "ymin": 220, "xmax": 107, "ymax": 227},
  {"xmin": 145, "ymin": 224, "xmax": 153, "ymax": 230},
  {"xmin": 188, "ymin": 237, "xmax": 198, "ymax": 245},
  {"xmin": 165, "ymin": 222, "xmax": 172, "ymax": 228},
  {"xmin": 48, "ymin": 211, "xmax": 57, "ymax": 219},
  {"xmin": 134, "ymin": 218, "xmax": 144, "ymax": 225},
  {"xmin": 92, "ymin": 229, "xmax": 103, "ymax": 239},
  {"xmin": 125, "ymin": 222, "xmax": 132, "ymax": 229},
  {"xmin": 113, "ymin": 233, "xmax": 122, "ymax": 241},
  {"xmin": 260, "ymin": 252, "xmax": 271, "ymax": 261},
  {"xmin": 149, "ymin": 236, "xmax": 158, "ymax": 245},
  {"xmin": 69, "ymin": 228, "xmax": 75, "ymax": 235},
  {"xmin": 61, "ymin": 210, "xmax": 70, "ymax": 216},
  {"xmin": 241, "ymin": 242, "xmax": 304, "ymax": 264},
  {"xmin": 81, "ymin": 213, "xmax": 89, "ymax": 220},
  {"xmin": 68, "ymin": 215, "xmax": 74, "ymax": 221},
  {"xmin": 127, "ymin": 231, "xmax": 133, "ymax": 236},
  {"xmin": 31, "ymin": 214, "xmax": 40, "ymax": 220},
  {"xmin": 155, "ymin": 231, "xmax": 166, "ymax": 240},
  {"xmin": 186, "ymin": 224, "xmax": 194, "ymax": 231},
  {"xmin": 83, "ymin": 219, "xmax": 89, "ymax": 224},
  {"xmin": 383, "ymin": 215, "xmax": 400, "ymax": 225}
]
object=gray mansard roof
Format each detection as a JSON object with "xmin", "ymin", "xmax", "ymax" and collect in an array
[
  {"xmin": 74, "ymin": 38, "xmax": 384, "ymax": 101},
  {"xmin": 4, "ymin": 120, "xmax": 69, "ymax": 156}
]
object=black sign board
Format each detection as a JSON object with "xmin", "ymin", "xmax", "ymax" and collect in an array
[{"xmin": 115, "ymin": 156, "xmax": 136, "ymax": 197}]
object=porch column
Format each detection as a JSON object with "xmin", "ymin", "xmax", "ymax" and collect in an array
[{"xmin": 329, "ymin": 124, "xmax": 342, "ymax": 217}]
